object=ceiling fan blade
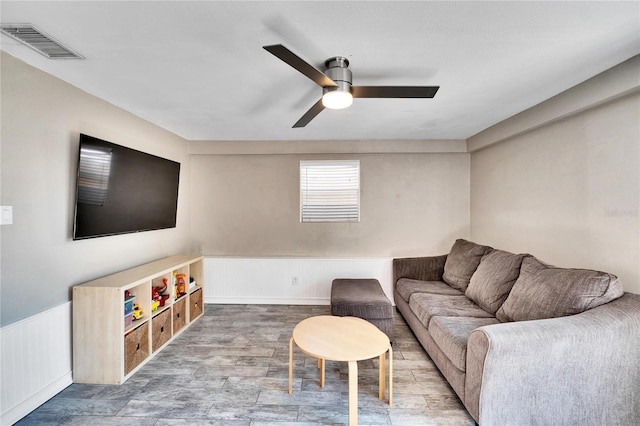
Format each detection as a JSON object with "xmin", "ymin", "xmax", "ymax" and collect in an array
[
  {"xmin": 352, "ymin": 86, "xmax": 439, "ymax": 98},
  {"xmin": 263, "ymin": 44, "xmax": 338, "ymax": 88},
  {"xmin": 293, "ymin": 99, "xmax": 325, "ymax": 128}
]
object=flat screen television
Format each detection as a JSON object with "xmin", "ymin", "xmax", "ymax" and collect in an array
[{"xmin": 73, "ymin": 134, "xmax": 180, "ymax": 240}]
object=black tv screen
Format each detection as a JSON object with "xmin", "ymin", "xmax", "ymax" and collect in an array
[{"xmin": 73, "ymin": 134, "xmax": 180, "ymax": 240}]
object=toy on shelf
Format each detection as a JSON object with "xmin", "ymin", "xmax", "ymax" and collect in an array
[
  {"xmin": 174, "ymin": 273, "xmax": 187, "ymax": 298},
  {"xmin": 132, "ymin": 303, "xmax": 143, "ymax": 320},
  {"xmin": 151, "ymin": 278, "xmax": 171, "ymax": 312},
  {"xmin": 159, "ymin": 278, "xmax": 170, "ymax": 306},
  {"xmin": 124, "ymin": 296, "xmax": 135, "ymax": 314},
  {"xmin": 124, "ymin": 290, "xmax": 136, "ymax": 322}
]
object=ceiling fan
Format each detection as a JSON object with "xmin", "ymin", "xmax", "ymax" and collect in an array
[{"xmin": 263, "ymin": 44, "xmax": 439, "ymax": 128}]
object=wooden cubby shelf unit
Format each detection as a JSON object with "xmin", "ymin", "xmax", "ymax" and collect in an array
[{"xmin": 73, "ymin": 255, "xmax": 204, "ymax": 384}]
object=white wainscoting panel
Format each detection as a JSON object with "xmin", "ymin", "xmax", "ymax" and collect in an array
[
  {"xmin": 205, "ymin": 257, "xmax": 394, "ymax": 305},
  {"xmin": 1, "ymin": 302, "xmax": 72, "ymax": 425}
]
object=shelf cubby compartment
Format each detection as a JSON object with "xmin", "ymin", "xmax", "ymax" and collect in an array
[
  {"xmin": 173, "ymin": 265, "xmax": 190, "ymax": 300},
  {"xmin": 189, "ymin": 259, "xmax": 204, "ymax": 293},
  {"xmin": 127, "ymin": 280, "xmax": 152, "ymax": 326},
  {"xmin": 151, "ymin": 274, "xmax": 172, "ymax": 315}
]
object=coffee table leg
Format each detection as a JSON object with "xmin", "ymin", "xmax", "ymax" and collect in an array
[
  {"xmin": 378, "ymin": 352, "xmax": 385, "ymax": 400},
  {"xmin": 348, "ymin": 360, "xmax": 358, "ymax": 426},
  {"xmin": 388, "ymin": 345, "xmax": 393, "ymax": 405},
  {"xmin": 320, "ymin": 358, "xmax": 325, "ymax": 387},
  {"xmin": 288, "ymin": 336, "xmax": 293, "ymax": 394}
]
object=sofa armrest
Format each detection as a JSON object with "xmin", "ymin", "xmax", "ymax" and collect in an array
[
  {"xmin": 466, "ymin": 293, "xmax": 640, "ymax": 425},
  {"xmin": 392, "ymin": 254, "xmax": 447, "ymax": 285}
]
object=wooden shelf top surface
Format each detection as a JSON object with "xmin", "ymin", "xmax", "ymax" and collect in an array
[{"xmin": 76, "ymin": 255, "xmax": 203, "ymax": 289}]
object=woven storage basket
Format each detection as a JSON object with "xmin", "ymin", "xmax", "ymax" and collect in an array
[
  {"xmin": 190, "ymin": 288, "xmax": 203, "ymax": 321},
  {"xmin": 173, "ymin": 297, "xmax": 187, "ymax": 334},
  {"xmin": 152, "ymin": 308, "xmax": 172, "ymax": 352},
  {"xmin": 124, "ymin": 323, "xmax": 149, "ymax": 375}
]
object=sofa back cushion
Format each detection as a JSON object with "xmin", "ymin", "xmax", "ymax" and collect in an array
[
  {"xmin": 496, "ymin": 256, "xmax": 624, "ymax": 322},
  {"xmin": 443, "ymin": 239, "xmax": 492, "ymax": 292},
  {"xmin": 465, "ymin": 249, "xmax": 528, "ymax": 314}
]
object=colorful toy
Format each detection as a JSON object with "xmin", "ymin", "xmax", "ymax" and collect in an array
[
  {"xmin": 151, "ymin": 278, "xmax": 170, "ymax": 310},
  {"xmin": 152, "ymin": 278, "xmax": 170, "ymax": 307},
  {"xmin": 175, "ymin": 273, "xmax": 187, "ymax": 298},
  {"xmin": 132, "ymin": 303, "xmax": 143, "ymax": 320}
]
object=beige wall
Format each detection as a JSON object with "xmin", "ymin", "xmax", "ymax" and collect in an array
[
  {"xmin": 470, "ymin": 71, "xmax": 639, "ymax": 292},
  {"xmin": 191, "ymin": 152, "xmax": 470, "ymax": 258},
  {"xmin": 0, "ymin": 52, "xmax": 193, "ymax": 325}
]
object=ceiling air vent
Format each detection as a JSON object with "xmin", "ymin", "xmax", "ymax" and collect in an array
[{"xmin": 0, "ymin": 24, "xmax": 84, "ymax": 59}]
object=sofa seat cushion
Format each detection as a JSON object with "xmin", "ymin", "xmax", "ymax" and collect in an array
[
  {"xmin": 396, "ymin": 278, "xmax": 463, "ymax": 303},
  {"xmin": 465, "ymin": 250, "xmax": 528, "ymax": 314},
  {"xmin": 409, "ymin": 293, "xmax": 494, "ymax": 329},
  {"xmin": 443, "ymin": 239, "xmax": 492, "ymax": 292},
  {"xmin": 429, "ymin": 316, "xmax": 499, "ymax": 371},
  {"xmin": 496, "ymin": 256, "xmax": 624, "ymax": 322}
]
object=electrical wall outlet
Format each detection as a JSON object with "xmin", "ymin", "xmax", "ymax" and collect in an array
[{"xmin": 291, "ymin": 276, "xmax": 299, "ymax": 286}]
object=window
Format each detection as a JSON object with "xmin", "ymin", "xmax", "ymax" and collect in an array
[{"xmin": 300, "ymin": 160, "xmax": 360, "ymax": 223}]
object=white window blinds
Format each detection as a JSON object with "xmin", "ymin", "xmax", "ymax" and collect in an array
[{"xmin": 300, "ymin": 160, "xmax": 360, "ymax": 223}]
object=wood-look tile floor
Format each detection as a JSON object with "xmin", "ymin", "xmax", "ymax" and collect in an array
[{"xmin": 16, "ymin": 305, "xmax": 474, "ymax": 425}]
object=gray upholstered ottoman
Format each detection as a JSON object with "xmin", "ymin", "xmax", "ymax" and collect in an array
[{"xmin": 331, "ymin": 278, "xmax": 394, "ymax": 341}]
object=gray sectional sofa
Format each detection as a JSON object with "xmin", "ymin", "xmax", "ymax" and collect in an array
[{"xmin": 393, "ymin": 239, "xmax": 640, "ymax": 425}]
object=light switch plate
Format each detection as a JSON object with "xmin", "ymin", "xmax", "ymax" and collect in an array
[{"xmin": 1, "ymin": 206, "xmax": 13, "ymax": 225}]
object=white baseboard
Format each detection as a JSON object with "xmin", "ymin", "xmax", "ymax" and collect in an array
[
  {"xmin": 0, "ymin": 302, "xmax": 72, "ymax": 426},
  {"xmin": 1, "ymin": 372, "xmax": 72, "ymax": 426},
  {"xmin": 204, "ymin": 296, "xmax": 330, "ymax": 305},
  {"xmin": 205, "ymin": 257, "xmax": 394, "ymax": 305}
]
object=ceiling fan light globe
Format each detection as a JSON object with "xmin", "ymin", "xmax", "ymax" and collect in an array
[{"xmin": 322, "ymin": 91, "xmax": 353, "ymax": 109}]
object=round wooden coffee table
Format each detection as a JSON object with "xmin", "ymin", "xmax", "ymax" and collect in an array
[{"xmin": 288, "ymin": 315, "xmax": 392, "ymax": 426}]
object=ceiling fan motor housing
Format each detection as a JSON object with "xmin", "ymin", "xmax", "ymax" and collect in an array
[{"xmin": 323, "ymin": 56, "xmax": 352, "ymax": 95}]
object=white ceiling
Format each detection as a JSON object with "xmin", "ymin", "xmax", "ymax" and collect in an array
[{"xmin": 1, "ymin": 1, "xmax": 639, "ymax": 141}]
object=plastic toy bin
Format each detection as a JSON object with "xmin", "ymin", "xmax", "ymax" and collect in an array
[
  {"xmin": 124, "ymin": 296, "xmax": 135, "ymax": 315},
  {"xmin": 124, "ymin": 313, "xmax": 133, "ymax": 328}
]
